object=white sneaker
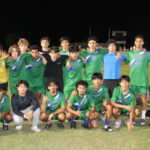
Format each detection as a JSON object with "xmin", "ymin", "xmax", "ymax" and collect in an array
[
  {"xmin": 16, "ymin": 125, "xmax": 22, "ymax": 131},
  {"xmin": 114, "ymin": 120, "xmax": 121, "ymax": 128},
  {"xmin": 31, "ymin": 126, "xmax": 41, "ymax": 133}
]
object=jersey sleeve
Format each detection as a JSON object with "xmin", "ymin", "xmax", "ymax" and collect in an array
[
  {"xmin": 22, "ymin": 52, "xmax": 31, "ymax": 61},
  {"xmin": 3, "ymin": 95, "xmax": 10, "ymax": 112},
  {"xmin": 100, "ymin": 49, "xmax": 109, "ymax": 56},
  {"xmin": 88, "ymin": 95, "xmax": 95, "ymax": 109},
  {"xmin": 124, "ymin": 53, "xmax": 130, "ymax": 64},
  {"xmin": 61, "ymin": 94, "xmax": 66, "ymax": 106},
  {"xmin": 121, "ymin": 53, "xmax": 127, "ymax": 61},
  {"xmin": 68, "ymin": 94, "xmax": 75, "ymax": 105},
  {"xmin": 111, "ymin": 88, "xmax": 118, "ymax": 103}
]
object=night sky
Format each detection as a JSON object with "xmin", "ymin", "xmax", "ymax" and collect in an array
[{"xmin": 0, "ymin": 1, "xmax": 150, "ymax": 49}]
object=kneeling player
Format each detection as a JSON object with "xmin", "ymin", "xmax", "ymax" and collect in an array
[
  {"xmin": 40, "ymin": 78, "xmax": 66, "ymax": 129},
  {"xmin": 87, "ymin": 73, "xmax": 112, "ymax": 131},
  {"xmin": 66, "ymin": 80, "xmax": 95, "ymax": 129},
  {"xmin": 0, "ymin": 86, "xmax": 12, "ymax": 130},
  {"xmin": 111, "ymin": 75, "xmax": 140, "ymax": 131}
]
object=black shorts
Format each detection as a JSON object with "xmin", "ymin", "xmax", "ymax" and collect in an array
[
  {"xmin": 103, "ymin": 79, "xmax": 119, "ymax": 98},
  {"xmin": 0, "ymin": 82, "xmax": 8, "ymax": 93}
]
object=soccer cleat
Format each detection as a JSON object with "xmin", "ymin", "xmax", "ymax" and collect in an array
[
  {"xmin": 70, "ymin": 121, "xmax": 76, "ymax": 129},
  {"xmin": 31, "ymin": 126, "xmax": 41, "ymax": 132},
  {"xmin": 114, "ymin": 120, "xmax": 121, "ymax": 128},
  {"xmin": 57, "ymin": 121, "xmax": 65, "ymax": 129},
  {"xmin": 3, "ymin": 124, "xmax": 8, "ymax": 130},
  {"xmin": 140, "ymin": 119, "xmax": 146, "ymax": 125},
  {"xmin": 16, "ymin": 125, "xmax": 22, "ymax": 131},
  {"xmin": 44, "ymin": 124, "xmax": 52, "ymax": 130},
  {"xmin": 82, "ymin": 123, "xmax": 91, "ymax": 129},
  {"xmin": 104, "ymin": 126, "xmax": 113, "ymax": 132}
]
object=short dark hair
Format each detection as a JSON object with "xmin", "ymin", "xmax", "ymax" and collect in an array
[
  {"xmin": 119, "ymin": 75, "xmax": 130, "ymax": 83},
  {"xmin": 30, "ymin": 45, "xmax": 39, "ymax": 51},
  {"xmin": 16, "ymin": 80, "xmax": 29, "ymax": 88},
  {"xmin": 46, "ymin": 78, "xmax": 59, "ymax": 88},
  {"xmin": 49, "ymin": 46, "xmax": 59, "ymax": 53},
  {"xmin": 87, "ymin": 36, "xmax": 98, "ymax": 43},
  {"xmin": 92, "ymin": 73, "xmax": 103, "ymax": 80},
  {"xmin": 107, "ymin": 39, "xmax": 117, "ymax": 47},
  {"xmin": 134, "ymin": 35, "xmax": 144, "ymax": 42},
  {"xmin": 76, "ymin": 80, "xmax": 88, "ymax": 88},
  {"xmin": 60, "ymin": 36, "xmax": 70, "ymax": 43},
  {"xmin": 69, "ymin": 45, "xmax": 79, "ymax": 52},
  {"xmin": 0, "ymin": 43, "xmax": 3, "ymax": 50}
]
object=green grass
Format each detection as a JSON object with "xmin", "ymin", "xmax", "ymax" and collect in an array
[{"xmin": 0, "ymin": 54, "xmax": 150, "ymax": 150}]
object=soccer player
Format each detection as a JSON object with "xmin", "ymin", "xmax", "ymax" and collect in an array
[
  {"xmin": 111, "ymin": 75, "xmax": 140, "ymax": 131},
  {"xmin": 124, "ymin": 35, "xmax": 150, "ymax": 125},
  {"xmin": 0, "ymin": 44, "xmax": 8, "ymax": 93},
  {"xmin": 59, "ymin": 36, "xmax": 70, "ymax": 56},
  {"xmin": 11, "ymin": 80, "xmax": 41, "ymax": 132},
  {"xmin": 66, "ymin": 80, "xmax": 95, "ymax": 129},
  {"xmin": 22, "ymin": 45, "xmax": 45, "ymax": 105},
  {"xmin": 87, "ymin": 73, "xmax": 113, "ymax": 131},
  {"xmin": 40, "ymin": 78, "xmax": 66, "ymax": 129},
  {"xmin": 0, "ymin": 85, "xmax": 12, "ymax": 130},
  {"xmin": 5, "ymin": 45, "xmax": 22, "ymax": 95},
  {"xmin": 103, "ymin": 39, "xmax": 127, "ymax": 98},
  {"xmin": 44, "ymin": 46, "xmax": 68, "ymax": 92},
  {"xmin": 64, "ymin": 45, "xmax": 84, "ymax": 102},
  {"xmin": 40, "ymin": 36, "xmax": 50, "ymax": 57},
  {"xmin": 18, "ymin": 38, "xmax": 29, "ymax": 55}
]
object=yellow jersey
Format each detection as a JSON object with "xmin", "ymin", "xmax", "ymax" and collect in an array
[{"xmin": 0, "ymin": 55, "xmax": 8, "ymax": 83}]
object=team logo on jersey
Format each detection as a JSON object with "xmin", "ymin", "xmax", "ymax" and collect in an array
[
  {"xmin": 11, "ymin": 56, "xmax": 23, "ymax": 71},
  {"xmin": 92, "ymin": 88, "xmax": 104, "ymax": 102},
  {"xmin": 0, "ymin": 97, "xmax": 7, "ymax": 110},
  {"xmin": 86, "ymin": 55, "xmax": 95, "ymax": 63}
]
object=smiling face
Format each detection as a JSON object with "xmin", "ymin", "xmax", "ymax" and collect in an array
[
  {"xmin": 11, "ymin": 48, "xmax": 19, "ymax": 59},
  {"xmin": 48, "ymin": 82, "xmax": 58, "ymax": 94},
  {"xmin": 17, "ymin": 84, "xmax": 28, "ymax": 95},
  {"xmin": 61, "ymin": 40, "xmax": 69, "ymax": 50},
  {"xmin": 19, "ymin": 44, "xmax": 28, "ymax": 54},
  {"xmin": 92, "ymin": 78, "xmax": 102, "ymax": 89},
  {"xmin": 108, "ymin": 43, "xmax": 116, "ymax": 53},
  {"xmin": 30, "ymin": 49, "xmax": 39, "ymax": 59},
  {"xmin": 120, "ymin": 79, "xmax": 130, "ymax": 92}
]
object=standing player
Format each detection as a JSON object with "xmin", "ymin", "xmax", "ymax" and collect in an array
[
  {"xmin": 125, "ymin": 35, "xmax": 150, "ymax": 125},
  {"xmin": 66, "ymin": 80, "xmax": 95, "ymax": 129},
  {"xmin": 111, "ymin": 75, "xmax": 140, "ymax": 131},
  {"xmin": 64, "ymin": 45, "xmax": 84, "ymax": 102},
  {"xmin": 0, "ymin": 86, "xmax": 12, "ymax": 130},
  {"xmin": 18, "ymin": 38, "xmax": 29, "ymax": 55},
  {"xmin": 40, "ymin": 78, "xmax": 66, "ymax": 129},
  {"xmin": 103, "ymin": 39, "xmax": 127, "ymax": 98}
]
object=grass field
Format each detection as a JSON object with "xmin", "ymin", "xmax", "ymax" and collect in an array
[{"xmin": 0, "ymin": 54, "xmax": 150, "ymax": 150}]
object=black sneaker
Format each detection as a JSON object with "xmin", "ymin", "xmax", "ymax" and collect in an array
[
  {"xmin": 3, "ymin": 124, "xmax": 8, "ymax": 130},
  {"xmin": 82, "ymin": 123, "xmax": 91, "ymax": 129},
  {"xmin": 44, "ymin": 124, "xmax": 52, "ymax": 130},
  {"xmin": 132, "ymin": 118, "xmax": 138, "ymax": 125},
  {"xmin": 104, "ymin": 126, "xmax": 113, "ymax": 132},
  {"xmin": 140, "ymin": 119, "xmax": 146, "ymax": 125},
  {"xmin": 71, "ymin": 121, "xmax": 76, "ymax": 129},
  {"xmin": 57, "ymin": 121, "xmax": 64, "ymax": 129}
]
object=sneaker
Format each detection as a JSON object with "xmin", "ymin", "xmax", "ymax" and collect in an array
[
  {"xmin": 57, "ymin": 121, "xmax": 64, "ymax": 129},
  {"xmin": 44, "ymin": 124, "xmax": 52, "ymax": 130},
  {"xmin": 16, "ymin": 125, "xmax": 22, "ymax": 131},
  {"xmin": 31, "ymin": 126, "xmax": 41, "ymax": 132},
  {"xmin": 140, "ymin": 119, "xmax": 146, "ymax": 125},
  {"xmin": 82, "ymin": 123, "xmax": 91, "ymax": 129},
  {"xmin": 104, "ymin": 126, "xmax": 113, "ymax": 132},
  {"xmin": 71, "ymin": 121, "xmax": 76, "ymax": 129},
  {"xmin": 114, "ymin": 120, "xmax": 121, "ymax": 128},
  {"xmin": 132, "ymin": 118, "xmax": 138, "ymax": 125},
  {"xmin": 3, "ymin": 124, "xmax": 8, "ymax": 130}
]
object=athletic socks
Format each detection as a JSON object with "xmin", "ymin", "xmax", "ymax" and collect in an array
[
  {"xmin": 141, "ymin": 110, "xmax": 146, "ymax": 119},
  {"xmin": 83, "ymin": 120, "xmax": 89, "ymax": 124},
  {"xmin": 104, "ymin": 120, "xmax": 110, "ymax": 128}
]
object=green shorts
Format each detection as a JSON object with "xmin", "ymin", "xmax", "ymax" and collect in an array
[
  {"xmin": 75, "ymin": 110, "xmax": 88, "ymax": 120},
  {"xmin": 130, "ymin": 85, "xmax": 149, "ymax": 95},
  {"xmin": 29, "ymin": 86, "xmax": 43, "ymax": 94}
]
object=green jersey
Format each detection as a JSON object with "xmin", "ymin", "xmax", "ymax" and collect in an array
[
  {"xmin": 59, "ymin": 50, "xmax": 69, "ymax": 56},
  {"xmin": 79, "ymin": 49, "xmax": 108, "ymax": 85},
  {"xmin": 87, "ymin": 85, "xmax": 109, "ymax": 111},
  {"xmin": 64, "ymin": 58, "xmax": 84, "ymax": 91},
  {"xmin": 23, "ymin": 55, "xmax": 45, "ymax": 93},
  {"xmin": 0, "ymin": 94, "xmax": 10, "ymax": 113},
  {"xmin": 68, "ymin": 93, "xmax": 95, "ymax": 111},
  {"xmin": 112, "ymin": 86, "xmax": 135, "ymax": 108},
  {"xmin": 125, "ymin": 50, "xmax": 150, "ymax": 86},
  {"xmin": 43, "ymin": 91, "xmax": 66, "ymax": 113},
  {"xmin": 5, "ymin": 55, "xmax": 25, "ymax": 95}
]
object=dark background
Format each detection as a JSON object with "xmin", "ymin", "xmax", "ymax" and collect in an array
[{"xmin": 0, "ymin": 1, "xmax": 150, "ymax": 49}]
